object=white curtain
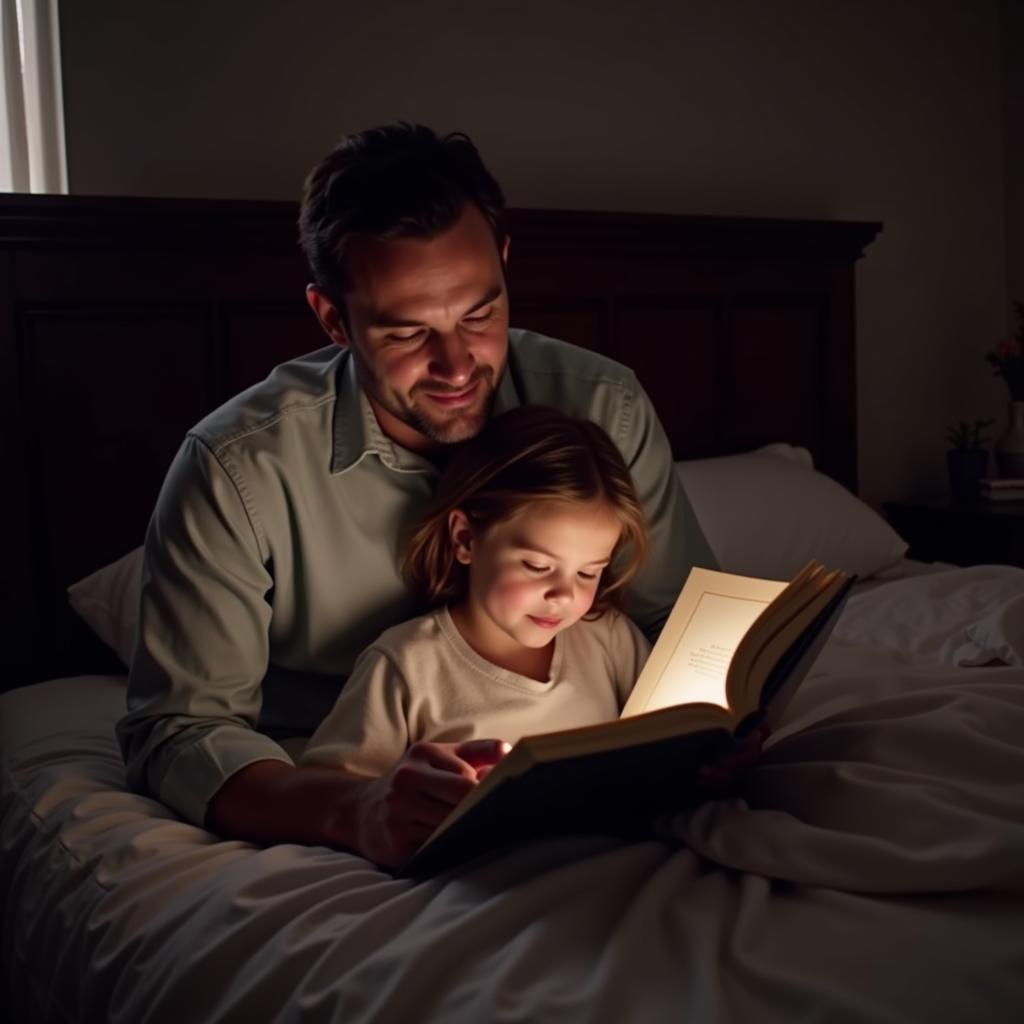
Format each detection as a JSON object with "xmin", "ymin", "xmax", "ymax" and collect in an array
[{"xmin": 1, "ymin": 0, "xmax": 67, "ymax": 193}]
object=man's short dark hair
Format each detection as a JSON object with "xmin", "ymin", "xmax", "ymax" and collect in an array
[{"xmin": 298, "ymin": 123, "xmax": 507, "ymax": 304}]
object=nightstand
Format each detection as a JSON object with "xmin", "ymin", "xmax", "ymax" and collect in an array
[{"xmin": 884, "ymin": 497, "xmax": 1024, "ymax": 569}]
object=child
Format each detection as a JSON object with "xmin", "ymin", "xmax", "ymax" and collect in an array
[{"xmin": 300, "ymin": 405, "xmax": 651, "ymax": 862}]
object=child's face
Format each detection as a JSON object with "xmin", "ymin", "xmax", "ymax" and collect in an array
[{"xmin": 449, "ymin": 500, "xmax": 623, "ymax": 661}]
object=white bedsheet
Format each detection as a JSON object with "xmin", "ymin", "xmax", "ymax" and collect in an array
[{"xmin": 2, "ymin": 564, "xmax": 1024, "ymax": 1022}]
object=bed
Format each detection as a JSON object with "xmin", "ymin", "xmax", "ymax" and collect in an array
[{"xmin": 2, "ymin": 195, "xmax": 1023, "ymax": 1023}]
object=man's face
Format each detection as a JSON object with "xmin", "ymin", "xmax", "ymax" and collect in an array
[{"xmin": 308, "ymin": 203, "xmax": 510, "ymax": 453}]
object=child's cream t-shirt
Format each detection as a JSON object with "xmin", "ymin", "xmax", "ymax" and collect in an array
[{"xmin": 300, "ymin": 607, "xmax": 650, "ymax": 776}]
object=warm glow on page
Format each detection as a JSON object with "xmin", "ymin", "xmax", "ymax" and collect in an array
[{"xmin": 637, "ymin": 592, "xmax": 771, "ymax": 711}]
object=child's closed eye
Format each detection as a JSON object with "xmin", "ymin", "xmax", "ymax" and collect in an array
[{"xmin": 522, "ymin": 561, "xmax": 549, "ymax": 574}]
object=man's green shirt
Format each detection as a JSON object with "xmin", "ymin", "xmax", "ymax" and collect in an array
[{"xmin": 118, "ymin": 329, "xmax": 715, "ymax": 824}]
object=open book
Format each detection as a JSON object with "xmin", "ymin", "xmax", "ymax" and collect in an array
[{"xmin": 398, "ymin": 559, "xmax": 854, "ymax": 877}]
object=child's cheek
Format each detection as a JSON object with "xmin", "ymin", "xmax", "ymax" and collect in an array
[{"xmin": 494, "ymin": 575, "xmax": 536, "ymax": 613}]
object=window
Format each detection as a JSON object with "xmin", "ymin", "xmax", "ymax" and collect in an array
[{"xmin": 1, "ymin": 0, "xmax": 67, "ymax": 192}]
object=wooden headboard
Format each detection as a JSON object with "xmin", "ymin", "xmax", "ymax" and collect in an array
[{"xmin": 0, "ymin": 195, "xmax": 880, "ymax": 686}]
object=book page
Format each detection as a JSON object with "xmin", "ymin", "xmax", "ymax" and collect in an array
[
  {"xmin": 623, "ymin": 568, "xmax": 786, "ymax": 718},
  {"xmin": 732, "ymin": 570, "xmax": 842, "ymax": 712},
  {"xmin": 723, "ymin": 561, "xmax": 832, "ymax": 715}
]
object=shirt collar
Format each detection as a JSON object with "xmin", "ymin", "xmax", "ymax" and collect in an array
[
  {"xmin": 328, "ymin": 351, "xmax": 433, "ymax": 476},
  {"xmin": 491, "ymin": 351, "xmax": 522, "ymax": 417}
]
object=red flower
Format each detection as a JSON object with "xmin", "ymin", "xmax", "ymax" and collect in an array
[{"xmin": 985, "ymin": 304, "xmax": 1024, "ymax": 401}]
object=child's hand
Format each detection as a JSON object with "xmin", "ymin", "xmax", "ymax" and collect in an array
[{"xmin": 355, "ymin": 738, "xmax": 510, "ymax": 868}]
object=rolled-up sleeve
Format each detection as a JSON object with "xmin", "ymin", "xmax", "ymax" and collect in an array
[{"xmin": 117, "ymin": 434, "xmax": 289, "ymax": 826}]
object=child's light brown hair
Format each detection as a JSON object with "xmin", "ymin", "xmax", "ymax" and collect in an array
[{"xmin": 403, "ymin": 405, "xmax": 648, "ymax": 616}]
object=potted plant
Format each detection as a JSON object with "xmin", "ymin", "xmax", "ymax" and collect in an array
[{"xmin": 945, "ymin": 418, "xmax": 994, "ymax": 500}]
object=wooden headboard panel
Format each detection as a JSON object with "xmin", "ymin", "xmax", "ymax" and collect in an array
[{"xmin": 0, "ymin": 195, "xmax": 880, "ymax": 685}]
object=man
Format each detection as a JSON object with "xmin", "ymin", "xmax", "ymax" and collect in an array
[{"xmin": 118, "ymin": 123, "xmax": 714, "ymax": 867}]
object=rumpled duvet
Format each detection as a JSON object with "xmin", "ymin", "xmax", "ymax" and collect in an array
[{"xmin": 2, "ymin": 565, "xmax": 1023, "ymax": 1022}]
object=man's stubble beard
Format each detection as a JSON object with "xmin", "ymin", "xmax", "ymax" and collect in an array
[{"xmin": 354, "ymin": 354, "xmax": 503, "ymax": 446}]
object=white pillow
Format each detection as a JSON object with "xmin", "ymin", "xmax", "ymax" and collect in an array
[
  {"xmin": 67, "ymin": 546, "xmax": 143, "ymax": 667},
  {"xmin": 675, "ymin": 445, "xmax": 908, "ymax": 580}
]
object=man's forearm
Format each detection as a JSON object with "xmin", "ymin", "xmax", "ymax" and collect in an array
[
  {"xmin": 206, "ymin": 742, "xmax": 505, "ymax": 869},
  {"xmin": 205, "ymin": 760, "xmax": 370, "ymax": 850}
]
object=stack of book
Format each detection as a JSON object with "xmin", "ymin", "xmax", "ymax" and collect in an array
[{"xmin": 980, "ymin": 477, "xmax": 1024, "ymax": 502}]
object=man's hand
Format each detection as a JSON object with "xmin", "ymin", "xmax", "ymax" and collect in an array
[
  {"xmin": 205, "ymin": 739, "xmax": 509, "ymax": 871},
  {"xmin": 341, "ymin": 739, "xmax": 510, "ymax": 869},
  {"xmin": 697, "ymin": 720, "xmax": 770, "ymax": 792}
]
